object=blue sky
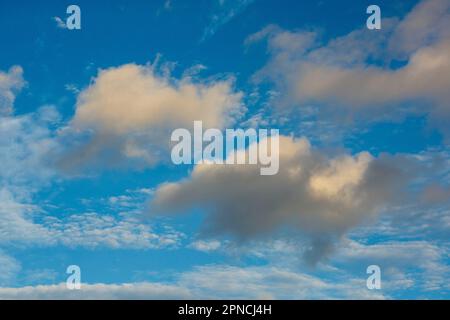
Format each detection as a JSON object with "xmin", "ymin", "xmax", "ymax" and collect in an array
[{"xmin": 0, "ymin": 0, "xmax": 449, "ymax": 299}]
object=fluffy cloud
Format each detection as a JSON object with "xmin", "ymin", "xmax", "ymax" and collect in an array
[
  {"xmin": 150, "ymin": 136, "xmax": 410, "ymax": 263},
  {"xmin": 58, "ymin": 63, "xmax": 243, "ymax": 172},
  {"xmin": 250, "ymin": 0, "xmax": 450, "ymax": 133},
  {"xmin": 0, "ymin": 66, "xmax": 25, "ymax": 115}
]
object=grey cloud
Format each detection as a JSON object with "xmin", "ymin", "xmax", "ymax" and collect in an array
[{"xmin": 149, "ymin": 136, "xmax": 414, "ymax": 263}]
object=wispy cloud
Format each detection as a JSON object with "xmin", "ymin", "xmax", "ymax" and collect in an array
[
  {"xmin": 52, "ymin": 16, "xmax": 66, "ymax": 29},
  {"xmin": 201, "ymin": 0, "xmax": 256, "ymax": 42}
]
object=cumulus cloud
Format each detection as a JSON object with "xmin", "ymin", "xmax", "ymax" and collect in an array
[
  {"xmin": 0, "ymin": 66, "xmax": 25, "ymax": 115},
  {"xmin": 250, "ymin": 0, "xmax": 450, "ymax": 134},
  {"xmin": 58, "ymin": 63, "xmax": 243, "ymax": 172},
  {"xmin": 150, "ymin": 135, "xmax": 411, "ymax": 263}
]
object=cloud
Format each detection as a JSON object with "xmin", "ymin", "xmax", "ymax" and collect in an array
[
  {"xmin": 185, "ymin": 235, "xmax": 449, "ymax": 295},
  {"xmin": 349, "ymin": 146, "xmax": 450, "ymax": 242},
  {"xmin": 0, "ymin": 283, "xmax": 193, "ymax": 300},
  {"xmin": 335, "ymin": 239, "xmax": 449, "ymax": 292},
  {"xmin": 0, "ymin": 109, "xmax": 58, "ymax": 195},
  {"xmin": 337, "ymin": 240, "xmax": 443, "ymax": 267},
  {"xmin": 53, "ymin": 17, "xmax": 67, "ymax": 29},
  {"xmin": 0, "ymin": 95, "xmax": 182, "ymax": 250},
  {"xmin": 150, "ymin": 135, "xmax": 411, "ymax": 263},
  {"xmin": 0, "ymin": 265, "xmax": 386, "ymax": 299},
  {"xmin": 42, "ymin": 213, "xmax": 184, "ymax": 249},
  {"xmin": 201, "ymin": 0, "xmax": 255, "ymax": 42},
  {"xmin": 0, "ymin": 189, "xmax": 52, "ymax": 245},
  {"xmin": 0, "ymin": 188, "xmax": 184, "ymax": 249},
  {"xmin": 3, "ymin": 239, "xmax": 447, "ymax": 299},
  {"xmin": 0, "ymin": 66, "xmax": 25, "ymax": 115},
  {"xmin": 189, "ymin": 240, "xmax": 222, "ymax": 252},
  {"xmin": 178, "ymin": 265, "xmax": 386, "ymax": 299},
  {"xmin": 0, "ymin": 75, "xmax": 186, "ymax": 251},
  {"xmin": 57, "ymin": 63, "xmax": 243, "ymax": 172},
  {"xmin": 0, "ymin": 106, "xmax": 61, "ymax": 246},
  {"xmin": 250, "ymin": 0, "xmax": 450, "ymax": 134},
  {"xmin": 387, "ymin": 0, "xmax": 450, "ymax": 59},
  {"xmin": 0, "ymin": 251, "xmax": 20, "ymax": 286},
  {"xmin": 421, "ymin": 183, "xmax": 450, "ymax": 204}
]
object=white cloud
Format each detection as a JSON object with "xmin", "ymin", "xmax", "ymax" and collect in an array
[
  {"xmin": 0, "ymin": 251, "xmax": 20, "ymax": 286},
  {"xmin": 58, "ymin": 63, "xmax": 243, "ymax": 172},
  {"xmin": 387, "ymin": 0, "xmax": 450, "ymax": 59},
  {"xmin": 250, "ymin": 0, "xmax": 450, "ymax": 134},
  {"xmin": 0, "ymin": 265, "xmax": 386, "ymax": 299},
  {"xmin": 190, "ymin": 240, "xmax": 222, "ymax": 252},
  {"xmin": 0, "ymin": 189, "xmax": 52, "ymax": 245},
  {"xmin": 0, "ymin": 282, "xmax": 193, "ymax": 300},
  {"xmin": 201, "ymin": 0, "xmax": 255, "ymax": 42},
  {"xmin": 0, "ymin": 110, "xmax": 58, "ymax": 195},
  {"xmin": 53, "ymin": 17, "xmax": 66, "ymax": 29},
  {"xmin": 0, "ymin": 99, "xmax": 183, "ymax": 250},
  {"xmin": 42, "ymin": 213, "xmax": 184, "ymax": 249},
  {"xmin": 0, "ymin": 66, "xmax": 25, "ymax": 115},
  {"xmin": 178, "ymin": 265, "xmax": 386, "ymax": 299},
  {"xmin": 334, "ymin": 239, "xmax": 450, "ymax": 292},
  {"xmin": 0, "ymin": 106, "xmax": 60, "ymax": 246}
]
